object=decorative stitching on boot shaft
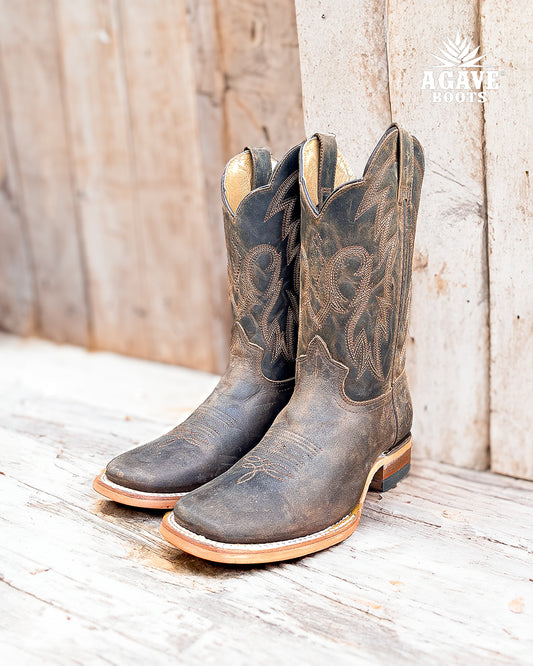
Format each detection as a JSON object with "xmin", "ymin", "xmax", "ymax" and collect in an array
[
  {"xmin": 226, "ymin": 167, "xmax": 301, "ymax": 380},
  {"xmin": 300, "ymin": 149, "xmax": 398, "ymax": 384},
  {"xmin": 296, "ymin": 129, "xmax": 423, "ymax": 401}
]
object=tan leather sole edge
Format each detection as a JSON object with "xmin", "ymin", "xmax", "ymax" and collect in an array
[
  {"xmin": 159, "ymin": 437, "xmax": 412, "ymax": 564},
  {"xmin": 93, "ymin": 471, "xmax": 185, "ymax": 510}
]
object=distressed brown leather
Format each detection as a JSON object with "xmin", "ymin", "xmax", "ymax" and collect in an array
[
  {"xmin": 105, "ymin": 145, "xmax": 301, "ymax": 494},
  {"xmin": 173, "ymin": 125, "xmax": 424, "ymax": 542}
]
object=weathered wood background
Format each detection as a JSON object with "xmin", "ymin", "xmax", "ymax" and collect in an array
[
  {"xmin": 0, "ymin": 1, "xmax": 531, "ymax": 480},
  {"xmin": 0, "ymin": 0, "xmax": 304, "ymax": 373}
]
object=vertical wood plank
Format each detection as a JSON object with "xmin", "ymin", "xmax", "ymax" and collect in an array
[
  {"xmin": 482, "ymin": 0, "xmax": 533, "ymax": 479},
  {"xmin": 217, "ymin": 0, "xmax": 305, "ymax": 158},
  {"xmin": 0, "ymin": 0, "xmax": 88, "ymax": 345},
  {"xmin": 294, "ymin": 0, "xmax": 391, "ymax": 173},
  {"xmin": 387, "ymin": 2, "xmax": 490, "ymax": 468},
  {"xmin": 56, "ymin": 0, "xmax": 149, "ymax": 358},
  {"xmin": 0, "ymin": 63, "xmax": 35, "ymax": 335},
  {"xmin": 116, "ymin": 0, "xmax": 219, "ymax": 371},
  {"xmin": 186, "ymin": 0, "xmax": 231, "ymax": 370}
]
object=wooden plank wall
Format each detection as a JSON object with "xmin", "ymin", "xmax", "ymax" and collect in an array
[
  {"xmin": 0, "ymin": 51, "xmax": 35, "ymax": 336},
  {"xmin": 387, "ymin": 1, "xmax": 489, "ymax": 470},
  {"xmin": 482, "ymin": 0, "xmax": 533, "ymax": 479},
  {"xmin": 0, "ymin": 0, "xmax": 305, "ymax": 373},
  {"xmin": 0, "ymin": 0, "xmax": 89, "ymax": 346},
  {"xmin": 1, "ymin": 2, "xmax": 531, "ymax": 480},
  {"xmin": 295, "ymin": 1, "xmax": 532, "ymax": 478}
]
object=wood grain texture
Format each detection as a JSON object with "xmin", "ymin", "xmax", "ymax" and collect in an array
[
  {"xmin": 481, "ymin": 0, "xmax": 533, "ymax": 479},
  {"xmin": 294, "ymin": 0, "xmax": 391, "ymax": 173},
  {"xmin": 186, "ymin": 0, "xmax": 232, "ymax": 367},
  {"xmin": 217, "ymin": 0, "xmax": 305, "ymax": 158},
  {"xmin": 0, "ymin": 0, "xmax": 88, "ymax": 345},
  {"xmin": 387, "ymin": 4, "xmax": 490, "ymax": 469},
  {"xmin": 114, "ymin": 0, "xmax": 219, "ymax": 371},
  {"xmin": 0, "ymin": 61, "xmax": 35, "ymax": 335},
  {"xmin": 0, "ymin": 333, "xmax": 531, "ymax": 664},
  {"xmin": 0, "ymin": 1, "xmax": 304, "ymax": 374},
  {"xmin": 56, "ymin": 0, "xmax": 148, "ymax": 358},
  {"xmin": 56, "ymin": 0, "xmax": 221, "ymax": 371}
]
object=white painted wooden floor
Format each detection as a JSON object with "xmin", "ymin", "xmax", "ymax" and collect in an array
[{"xmin": 1, "ymin": 334, "xmax": 532, "ymax": 665}]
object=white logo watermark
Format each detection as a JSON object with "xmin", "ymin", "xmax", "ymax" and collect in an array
[{"xmin": 421, "ymin": 33, "xmax": 502, "ymax": 103}]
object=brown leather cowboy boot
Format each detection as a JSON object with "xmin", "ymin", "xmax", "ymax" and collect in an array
[
  {"xmin": 93, "ymin": 144, "xmax": 301, "ymax": 508},
  {"xmin": 160, "ymin": 124, "xmax": 424, "ymax": 561}
]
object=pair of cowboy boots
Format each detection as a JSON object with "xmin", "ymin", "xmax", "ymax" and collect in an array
[{"xmin": 94, "ymin": 124, "xmax": 424, "ymax": 564}]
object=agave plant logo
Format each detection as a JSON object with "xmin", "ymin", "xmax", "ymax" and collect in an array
[
  {"xmin": 431, "ymin": 33, "xmax": 485, "ymax": 68},
  {"xmin": 421, "ymin": 33, "xmax": 501, "ymax": 103}
]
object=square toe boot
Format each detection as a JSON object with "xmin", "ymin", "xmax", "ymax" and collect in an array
[
  {"xmin": 160, "ymin": 125, "xmax": 424, "ymax": 561},
  {"xmin": 93, "ymin": 144, "xmax": 302, "ymax": 508}
]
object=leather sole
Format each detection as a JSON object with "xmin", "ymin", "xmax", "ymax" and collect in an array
[
  {"xmin": 159, "ymin": 436, "xmax": 412, "ymax": 563},
  {"xmin": 93, "ymin": 471, "xmax": 186, "ymax": 509}
]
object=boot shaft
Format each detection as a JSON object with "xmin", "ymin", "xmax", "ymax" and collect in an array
[
  {"xmin": 298, "ymin": 125, "xmax": 424, "ymax": 401},
  {"xmin": 221, "ymin": 145, "xmax": 301, "ymax": 381}
]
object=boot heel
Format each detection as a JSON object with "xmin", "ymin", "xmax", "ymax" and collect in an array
[{"xmin": 370, "ymin": 439, "xmax": 412, "ymax": 492}]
